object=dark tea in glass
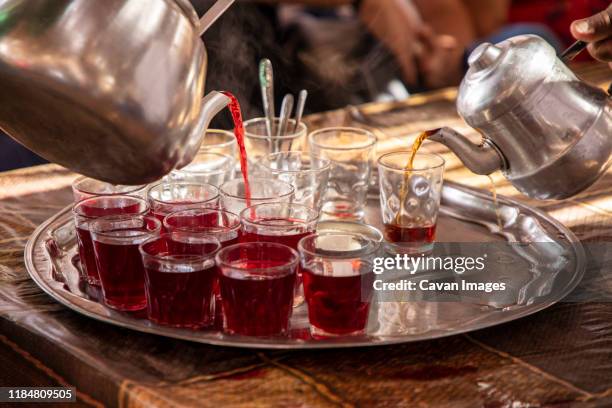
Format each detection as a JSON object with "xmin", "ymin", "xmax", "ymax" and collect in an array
[
  {"xmin": 90, "ymin": 215, "xmax": 161, "ymax": 311},
  {"xmin": 216, "ymin": 242, "xmax": 298, "ymax": 336},
  {"xmin": 73, "ymin": 195, "xmax": 148, "ymax": 286},
  {"xmin": 140, "ymin": 233, "xmax": 221, "ymax": 329}
]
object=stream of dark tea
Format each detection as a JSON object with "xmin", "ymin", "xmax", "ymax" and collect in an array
[
  {"xmin": 391, "ymin": 129, "xmax": 503, "ymax": 239},
  {"xmin": 389, "ymin": 130, "xmax": 440, "ymax": 242},
  {"xmin": 221, "ymin": 92, "xmax": 251, "ymax": 207}
]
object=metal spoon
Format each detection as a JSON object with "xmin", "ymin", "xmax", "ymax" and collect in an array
[
  {"xmin": 259, "ymin": 59, "xmax": 275, "ymax": 137},
  {"xmin": 293, "ymin": 89, "xmax": 308, "ymax": 133},
  {"xmin": 277, "ymin": 94, "xmax": 294, "ymax": 152}
]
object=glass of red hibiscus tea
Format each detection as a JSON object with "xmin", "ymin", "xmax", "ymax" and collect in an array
[
  {"xmin": 299, "ymin": 233, "xmax": 378, "ymax": 337},
  {"xmin": 147, "ymin": 182, "xmax": 220, "ymax": 222},
  {"xmin": 90, "ymin": 214, "xmax": 161, "ymax": 311},
  {"xmin": 216, "ymin": 242, "xmax": 299, "ymax": 337},
  {"xmin": 139, "ymin": 233, "xmax": 221, "ymax": 329},
  {"xmin": 239, "ymin": 203, "xmax": 318, "ymax": 250},
  {"xmin": 164, "ymin": 208, "xmax": 241, "ymax": 248},
  {"xmin": 240, "ymin": 202, "xmax": 319, "ymax": 306},
  {"xmin": 72, "ymin": 195, "xmax": 149, "ymax": 286},
  {"xmin": 377, "ymin": 152, "xmax": 445, "ymax": 255}
]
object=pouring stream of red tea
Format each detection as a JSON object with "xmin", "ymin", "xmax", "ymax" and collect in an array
[{"xmin": 221, "ymin": 92, "xmax": 251, "ymax": 207}]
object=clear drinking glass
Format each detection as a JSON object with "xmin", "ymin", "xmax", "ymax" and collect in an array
[
  {"xmin": 244, "ymin": 118, "xmax": 308, "ymax": 162},
  {"xmin": 378, "ymin": 151, "xmax": 445, "ymax": 255},
  {"xmin": 72, "ymin": 176, "xmax": 146, "ymax": 202},
  {"xmin": 216, "ymin": 242, "xmax": 299, "ymax": 336},
  {"xmin": 139, "ymin": 233, "xmax": 221, "ymax": 329},
  {"xmin": 169, "ymin": 152, "xmax": 234, "ymax": 187},
  {"xmin": 147, "ymin": 182, "xmax": 220, "ymax": 222},
  {"xmin": 219, "ymin": 178, "xmax": 294, "ymax": 215},
  {"xmin": 199, "ymin": 129, "xmax": 237, "ymax": 158},
  {"xmin": 73, "ymin": 195, "xmax": 149, "ymax": 286},
  {"xmin": 240, "ymin": 202, "xmax": 319, "ymax": 307},
  {"xmin": 90, "ymin": 214, "xmax": 161, "ymax": 311},
  {"xmin": 164, "ymin": 208, "xmax": 241, "ymax": 248},
  {"xmin": 254, "ymin": 151, "xmax": 330, "ymax": 212},
  {"xmin": 309, "ymin": 127, "xmax": 376, "ymax": 220},
  {"xmin": 299, "ymin": 233, "xmax": 378, "ymax": 337}
]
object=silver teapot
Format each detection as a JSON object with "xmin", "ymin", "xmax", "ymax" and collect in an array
[
  {"xmin": 0, "ymin": 0, "xmax": 234, "ymax": 184},
  {"xmin": 430, "ymin": 35, "xmax": 612, "ymax": 200}
]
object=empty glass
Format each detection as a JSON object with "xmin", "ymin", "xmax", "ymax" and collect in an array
[
  {"xmin": 378, "ymin": 152, "xmax": 445, "ymax": 255},
  {"xmin": 219, "ymin": 178, "xmax": 294, "ymax": 215},
  {"xmin": 244, "ymin": 117, "xmax": 307, "ymax": 162},
  {"xmin": 72, "ymin": 176, "xmax": 146, "ymax": 202},
  {"xmin": 254, "ymin": 151, "xmax": 330, "ymax": 212},
  {"xmin": 309, "ymin": 127, "xmax": 376, "ymax": 220},
  {"xmin": 199, "ymin": 129, "xmax": 237, "ymax": 158},
  {"xmin": 169, "ymin": 152, "xmax": 234, "ymax": 187}
]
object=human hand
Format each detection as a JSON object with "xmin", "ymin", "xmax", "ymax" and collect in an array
[
  {"xmin": 571, "ymin": 4, "xmax": 612, "ymax": 66},
  {"xmin": 358, "ymin": 0, "xmax": 425, "ymax": 86},
  {"xmin": 416, "ymin": 26, "xmax": 463, "ymax": 89}
]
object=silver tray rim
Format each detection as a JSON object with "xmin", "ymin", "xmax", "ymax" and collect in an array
[{"xmin": 24, "ymin": 181, "xmax": 586, "ymax": 349}]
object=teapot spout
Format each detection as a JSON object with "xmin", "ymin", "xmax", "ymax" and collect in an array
[
  {"xmin": 428, "ymin": 127, "xmax": 504, "ymax": 175},
  {"xmin": 177, "ymin": 91, "xmax": 231, "ymax": 169}
]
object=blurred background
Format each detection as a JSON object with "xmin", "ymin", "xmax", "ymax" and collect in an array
[{"xmin": 1, "ymin": 0, "xmax": 609, "ymax": 171}]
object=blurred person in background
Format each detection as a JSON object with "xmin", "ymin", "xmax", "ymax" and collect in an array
[{"xmin": 511, "ymin": 0, "xmax": 610, "ymax": 49}]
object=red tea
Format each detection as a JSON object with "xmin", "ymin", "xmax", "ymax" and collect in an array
[
  {"xmin": 74, "ymin": 200, "xmax": 146, "ymax": 286},
  {"xmin": 93, "ymin": 234, "xmax": 148, "ymax": 311},
  {"xmin": 219, "ymin": 261, "xmax": 296, "ymax": 336},
  {"xmin": 383, "ymin": 224, "xmax": 436, "ymax": 244},
  {"xmin": 222, "ymin": 91, "xmax": 251, "ymax": 207},
  {"xmin": 240, "ymin": 230, "xmax": 310, "ymax": 251},
  {"xmin": 145, "ymin": 262, "xmax": 217, "ymax": 328},
  {"xmin": 165, "ymin": 210, "xmax": 240, "ymax": 248},
  {"xmin": 302, "ymin": 268, "xmax": 374, "ymax": 336}
]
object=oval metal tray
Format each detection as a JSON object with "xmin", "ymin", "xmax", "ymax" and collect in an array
[{"xmin": 24, "ymin": 181, "xmax": 585, "ymax": 349}]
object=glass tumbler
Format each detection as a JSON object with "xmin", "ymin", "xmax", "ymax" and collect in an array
[
  {"xmin": 90, "ymin": 215, "xmax": 161, "ymax": 311},
  {"xmin": 73, "ymin": 195, "xmax": 149, "ymax": 286},
  {"xmin": 199, "ymin": 129, "xmax": 237, "ymax": 158},
  {"xmin": 309, "ymin": 127, "xmax": 376, "ymax": 220},
  {"xmin": 378, "ymin": 151, "xmax": 444, "ymax": 255},
  {"xmin": 254, "ymin": 151, "xmax": 330, "ymax": 212},
  {"xmin": 164, "ymin": 208, "xmax": 242, "ymax": 248},
  {"xmin": 244, "ymin": 117, "xmax": 308, "ymax": 163},
  {"xmin": 72, "ymin": 176, "xmax": 146, "ymax": 202},
  {"xmin": 216, "ymin": 242, "xmax": 299, "ymax": 336},
  {"xmin": 140, "ymin": 233, "xmax": 221, "ymax": 329},
  {"xmin": 299, "ymin": 233, "xmax": 378, "ymax": 337},
  {"xmin": 147, "ymin": 182, "xmax": 220, "ymax": 222},
  {"xmin": 169, "ymin": 152, "xmax": 235, "ymax": 187},
  {"xmin": 219, "ymin": 178, "xmax": 294, "ymax": 215}
]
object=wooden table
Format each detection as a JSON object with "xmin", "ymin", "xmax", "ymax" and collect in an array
[{"xmin": 1, "ymin": 64, "xmax": 612, "ymax": 407}]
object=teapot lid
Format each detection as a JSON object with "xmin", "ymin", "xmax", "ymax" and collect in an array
[{"xmin": 457, "ymin": 35, "xmax": 562, "ymax": 127}]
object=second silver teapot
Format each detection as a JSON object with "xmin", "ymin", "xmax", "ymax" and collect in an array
[{"xmin": 430, "ymin": 35, "xmax": 612, "ymax": 200}]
